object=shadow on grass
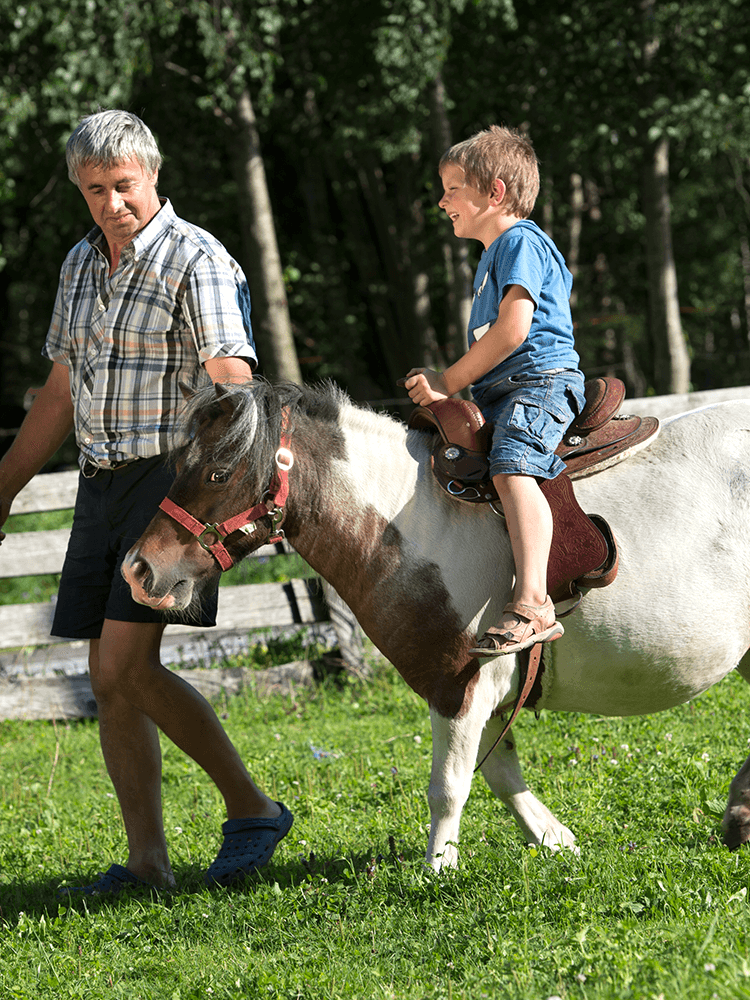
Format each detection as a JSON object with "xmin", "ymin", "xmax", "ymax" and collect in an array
[
  {"xmin": 0, "ymin": 872, "xmax": 182, "ymax": 925},
  {"xmin": 0, "ymin": 842, "xmax": 428, "ymax": 925}
]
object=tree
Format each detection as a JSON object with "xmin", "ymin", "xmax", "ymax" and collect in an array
[
  {"xmin": 155, "ymin": 0, "xmax": 302, "ymax": 382},
  {"xmin": 3, "ymin": 0, "xmax": 750, "ymax": 416},
  {"xmin": 639, "ymin": 0, "xmax": 690, "ymax": 394},
  {"xmin": 0, "ymin": 0, "xmax": 145, "ymax": 428}
]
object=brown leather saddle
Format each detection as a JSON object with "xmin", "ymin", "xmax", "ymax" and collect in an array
[{"xmin": 407, "ymin": 377, "xmax": 659, "ymax": 606}]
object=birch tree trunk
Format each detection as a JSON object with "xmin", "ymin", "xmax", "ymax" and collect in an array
[
  {"xmin": 639, "ymin": 0, "xmax": 690, "ymax": 395},
  {"xmin": 642, "ymin": 133, "xmax": 690, "ymax": 394},
  {"xmin": 232, "ymin": 87, "xmax": 302, "ymax": 383},
  {"xmin": 568, "ymin": 173, "xmax": 584, "ymax": 311}
]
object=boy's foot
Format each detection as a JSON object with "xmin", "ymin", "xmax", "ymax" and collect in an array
[{"xmin": 469, "ymin": 597, "xmax": 563, "ymax": 657}]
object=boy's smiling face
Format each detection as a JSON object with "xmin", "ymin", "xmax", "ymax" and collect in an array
[
  {"xmin": 438, "ymin": 164, "xmax": 514, "ymax": 248},
  {"xmin": 438, "ymin": 164, "xmax": 494, "ymax": 243}
]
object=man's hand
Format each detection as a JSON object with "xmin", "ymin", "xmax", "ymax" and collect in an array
[{"xmin": 401, "ymin": 368, "xmax": 450, "ymax": 407}]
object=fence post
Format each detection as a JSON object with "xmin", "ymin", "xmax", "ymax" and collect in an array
[{"xmin": 321, "ymin": 581, "xmax": 368, "ymax": 677}]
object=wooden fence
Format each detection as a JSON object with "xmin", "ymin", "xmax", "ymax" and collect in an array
[{"xmin": 0, "ymin": 468, "xmax": 365, "ymax": 719}]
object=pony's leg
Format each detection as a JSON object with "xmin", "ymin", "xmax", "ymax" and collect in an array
[
  {"xmin": 723, "ymin": 657, "xmax": 750, "ymax": 849},
  {"xmin": 426, "ymin": 703, "xmax": 489, "ymax": 870},
  {"xmin": 478, "ymin": 717, "xmax": 578, "ymax": 852}
]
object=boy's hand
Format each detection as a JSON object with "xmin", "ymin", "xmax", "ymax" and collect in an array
[{"xmin": 401, "ymin": 368, "xmax": 450, "ymax": 406}]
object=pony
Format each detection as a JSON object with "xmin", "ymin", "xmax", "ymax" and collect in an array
[{"xmin": 122, "ymin": 379, "xmax": 750, "ymax": 868}]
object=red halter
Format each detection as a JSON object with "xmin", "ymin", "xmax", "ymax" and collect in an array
[{"xmin": 159, "ymin": 439, "xmax": 294, "ymax": 572}]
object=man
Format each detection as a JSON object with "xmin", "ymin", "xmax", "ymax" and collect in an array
[{"xmin": 0, "ymin": 110, "xmax": 292, "ymax": 894}]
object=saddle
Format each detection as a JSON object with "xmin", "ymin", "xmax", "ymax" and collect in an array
[{"xmin": 407, "ymin": 377, "xmax": 660, "ymax": 605}]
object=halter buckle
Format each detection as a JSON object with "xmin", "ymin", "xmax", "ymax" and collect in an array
[
  {"xmin": 197, "ymin": 523, "xmax": 227, "ymax": 552},
  {"xmin": 268, "ymin": 505, "xmax": 286, "ymax": 540}
]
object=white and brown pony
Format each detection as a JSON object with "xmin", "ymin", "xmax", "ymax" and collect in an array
[{"xmin": 122, "ymin": 380, "xmax": 750, "ymax": 867}]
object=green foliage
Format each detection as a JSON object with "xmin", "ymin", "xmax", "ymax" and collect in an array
[
  {"xmin": 2, "ymin": 0, "xmax": 750, "ymax": 409},
  {"xmin": 2, "ymin": 661, "xmax": 750, "ymax": 997}
]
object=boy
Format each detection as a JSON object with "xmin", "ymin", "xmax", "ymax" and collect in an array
[{"xmin": 404, "ymin": 125, "xmax": 586, "ymax": 656}]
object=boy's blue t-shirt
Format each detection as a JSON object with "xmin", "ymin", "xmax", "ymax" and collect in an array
[{"xmin": 468, "ymin": 220, "xmax": 581, "ymax": 397}]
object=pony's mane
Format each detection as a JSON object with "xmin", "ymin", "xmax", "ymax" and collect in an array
[{"xmin": 177, "ymin": 378, "xmax": 396, "ymax": 482}]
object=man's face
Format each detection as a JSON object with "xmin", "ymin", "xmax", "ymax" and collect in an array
[{"xmin": 77, "ymin": 156, "xmax": 161, "ymax": 248}]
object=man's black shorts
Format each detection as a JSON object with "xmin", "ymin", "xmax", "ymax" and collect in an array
[{"xmin": 51, "ymin": 455, "xmax": 218, "ymax": 639}]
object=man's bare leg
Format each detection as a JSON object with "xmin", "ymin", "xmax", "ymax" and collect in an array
[{"xmin": 90, "ymin": 619, "xmax": 280, "ymax": 885}]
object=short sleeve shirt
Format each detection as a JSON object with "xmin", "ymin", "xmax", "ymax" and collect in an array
[
  {"xmin": 43, "ymin": 199, "xmax": 256, "ymax": 469},
  {"xmin": 468, "ymin": 220, "xmax": 580, "ymax": 397}
]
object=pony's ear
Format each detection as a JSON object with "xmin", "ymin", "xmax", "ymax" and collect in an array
[
  {"xmin": 179, "ymin": 382, "xmax": 195, "ymax": 401},
  {"xmin": 214, "ymin": 382, "xmax": 239, "ymax": 415}
]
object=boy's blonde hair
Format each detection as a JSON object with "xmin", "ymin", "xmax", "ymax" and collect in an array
[{"xmin": 439, "ymin": 125, "xmax": 540, "ymax": 219}]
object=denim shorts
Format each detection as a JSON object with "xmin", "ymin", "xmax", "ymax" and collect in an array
[
  {"xmin": 51, "ymin": 455, "xmax": 218, "ymax": 639},
  {"xmin": 472, "ymin": 369, "xmax": 586, "ymax": 480}
]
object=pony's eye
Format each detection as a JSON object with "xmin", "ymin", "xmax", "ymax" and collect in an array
[{"xmin": 208, "ymin": 469, "xmax": 230, "ymax": 484}]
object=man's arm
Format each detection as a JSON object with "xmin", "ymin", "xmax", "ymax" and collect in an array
[
  {"xmin": 204, "ymin": 356, "xmax": 254, "ymax": 385},
  {"xmin": 405, "ymin": 285, "xmax": 534, "ymax": 406},
  {"xmin": 0, "ymin": 361, "xmax": 75, "ymax": 536}
]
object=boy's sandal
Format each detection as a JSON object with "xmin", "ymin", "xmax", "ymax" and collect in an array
[{"xmin": 469, "ymin": 599, "xmax": 564, "ymax": 657}]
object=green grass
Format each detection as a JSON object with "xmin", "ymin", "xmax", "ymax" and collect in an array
[{"xmin": 1, "ymin": 656, "xmax": 750, "ymax": 999}]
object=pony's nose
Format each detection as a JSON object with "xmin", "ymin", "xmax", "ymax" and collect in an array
[{"xmin": 121, "ymin": 548, "xmax": 152, "ymax": 592}]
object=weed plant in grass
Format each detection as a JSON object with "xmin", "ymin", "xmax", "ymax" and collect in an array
[{"xmin": 1, "ymin": 658, "xmax": 750, "ymax": 999}]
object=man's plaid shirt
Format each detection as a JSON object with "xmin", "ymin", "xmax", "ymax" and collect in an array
[{"xmin": 44, "ymin": 199, "xmax": 256, "ymax": 469}]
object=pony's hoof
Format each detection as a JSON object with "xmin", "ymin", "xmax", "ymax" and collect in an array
[{"xmin": 425, "ymin": 844, "xmax": 459, "ymax": 871}]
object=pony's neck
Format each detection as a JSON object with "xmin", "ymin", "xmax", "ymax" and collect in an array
[{"xmin": 287, "ymin": 407, "xmax": 424, "ymax": 604}]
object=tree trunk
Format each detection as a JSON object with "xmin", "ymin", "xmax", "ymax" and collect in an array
[
  {"xmin": 349, "ymin": 151, "xmax": 425, "ymax": 385},
  {"xmin": 231, "ymin": 87, "xmax": 302, "ymax": 383},
  {"xmin": 428, "ymin": 74, "xmax": 472, "ymax": 371},
  {"xmin": 730, "ymin": 156, "xmax": 750, "ymax": 345},
  {"xmin": 568, "ymin": 173, "xmax": 584, "ymax": 311},
  {"xmin": 639, "ymin": 0, "xmax": 689, "ymax": 395},
  {"xmin": 642, "ymin": 133, "xmax": 690, "ymax": 394}
]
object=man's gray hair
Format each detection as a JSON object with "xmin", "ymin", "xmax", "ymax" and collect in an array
[{"xmin": 66, "ymin": 110, "xmax": 162, "ymax": 186}]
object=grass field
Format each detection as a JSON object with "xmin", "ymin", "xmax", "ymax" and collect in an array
[{"xmin": 1, "ymin": 652, "xmax": 750, "ymax": 999}]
